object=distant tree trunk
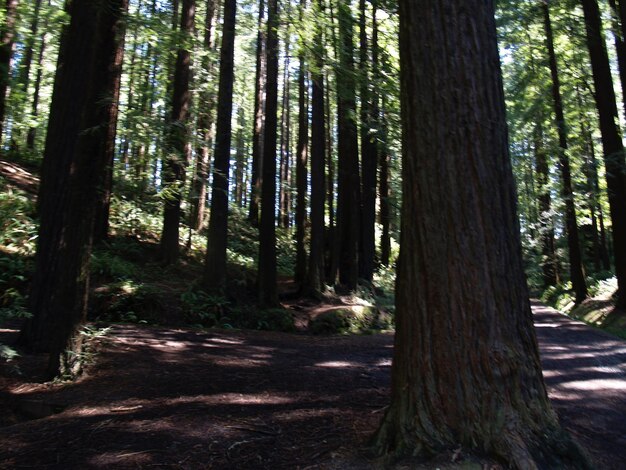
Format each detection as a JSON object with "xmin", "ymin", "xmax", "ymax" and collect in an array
[
  {"xmin": 258, "ymin": 0, "xmax": 279, "ymax": 307},
  {"xmin": 160, "ymin": 0, "xmax": 195, "ymax": 264},
  {"xmin": 93, "ymin": 0, "xmax": 129, "ymax": 243},
  {"xmin": 248, "ymin": 0, "xmax": 266, "ymax": 226},
  {"xmin": 542, "ymin": 2, "xmax": 587, "ymax": 303},
  {"xmin": 205, "ymin": 0, "xmax": 236, "ymax": 292},
  {"xmin": 26, "ymin": 1, "xmax": 48, "ymax": 150},
  {"xmin": 304, "ymin": 0, "xmax": 326, "ymax": 295},
  {"xmin": 17, "ymin": 0, "xmax": 42, "ymax": 135},
  {"xmin": 326, "ymin": 73, "xmax": 338, "ymax": 283},
  {"xmin": 534, "ymin": 124, "xmax": 558, "ymax": 288},
  {"xmin": 372, "ymin": 2, "xmax": 591, "ymax": 466},
  {"xmin": 279, "ymin": 37, "xmax": 291, "ymax": 228},
  {"xmin": 336, "ymin": 1, "xmax": 360, "ymax": 291},
  {"xmin": 294, "ymin": 0, "xmax": 309, "ymax": 286},
  {"xmin": 358, "ymin": 0, "xmax": 377, "ymax": 284},
  {"xmin": 19, "ymin": 0, "xmax": 129, "ymax": 379},
  {"xmin": 234, "ymin": 106, "xmax": 246, "ymax": 208},
  {"xmin": 607, "ymin": 0, "xmax": 626, "ymax": 120},
  {"xmin": 190, "ymin": 0, "xmax": 219, "ymax": 230},
  {"xmin": 581, "ymin": 0, "xmax": 626, "ymax": 308},
  {"xmin": 0, "ymin": 0, "xmax": 18, "ymax": 145}
]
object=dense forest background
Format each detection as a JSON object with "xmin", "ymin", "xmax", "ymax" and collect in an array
[{"xmin": 1, "ymin": 0, "xmax": 626, "ymax": 369}]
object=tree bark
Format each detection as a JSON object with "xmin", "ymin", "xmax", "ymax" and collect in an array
[
  {"xmin": 26, "ymin": 0, "xmax": 49, "ymax": 150},
  {"xmin": 581, "ymin": 0, "xmax": 626, "ymax": 308},
  {"xmin": 371, "ymin": 2, "xmax": 591, "ymax": 467},
  {"xmin": 205, "ymin": 0, "xmax": 236, "ymax": 291},
  {"xmin": 0, "ymin": 0, "xmax": 18, "ymax": 145},
  {"xmin": 294, "ymin": 0, "xmax": 309, "ymax": 286},
  {"xmin": 279, "ymin": 36, "xmax": 291, "ymax": 228},
  {"xmin": 258, "ymin": 0, "xmax": 279, "ymax": 307},
  {"xmin": 160, "ymin": 0, "xmax": 195, "ymax": 264},
  {"xmin": 248, "ymin": 0, "xmax": 266, "ymax": 226},
  {"xmin": 19, "ymin": 0, "xmax": 129, "ymax": 378},
  {"xmin": 336, "ymin": 1, "xmax": 360, "ymax": 291},
  {"xmin": 542, "ymin": 2, "xmax": 587, "ymax": 303}
]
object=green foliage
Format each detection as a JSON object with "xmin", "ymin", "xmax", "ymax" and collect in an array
[
  {"xmin": 0, "ymin": 183, "xmax": 38, "ymax": 255},
  {"xmin": 310, "ymin": 305, "xmax": 392, "ymax": 335},
  {"xmin": 181, "ymin": 288, "xmax": 229, "ymax": 327},
  {"xmin": 92, "ymin": 281, "xmax": 163, "ymax": 324}
]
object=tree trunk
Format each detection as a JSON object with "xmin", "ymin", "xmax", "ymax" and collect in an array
[
  {"xmin": 0, "ymin": 0, "xmax": 18, "ymax": 145},
  {"xmin": 234, "ymin": 106, "xmax": 246, "ymax": 208},
  {"xmin": 581, "ymin": 0, "xmax": 626, "ymax": 308},
  {"xmin": 205, "ymin": 0, "xmax": 237, "ymax": 291},
  {"xmin": 279, "ymin": 36, "xmax": 291, "ymax": 228},
  {"xmin": 26, "ymin": 0, "xmax": 49, "ymax": 150},
  {"xmin": 542, "ymin": 2, "xmax": 587, "ymax": 303},
  {"xmin": 160, "ymin": 0, "xmax": 195, "ymax": 264},
  {"xmin": 358, "ymin": 0, "xmax": 377, "ymax": 284},
  {"xmin": 248, "ymin": 0, "xmax": 266, "ymax": 226},
  {"xmin": 258, "ymin": 0, "xmax": 279, "ymax": 307},
  {"xmin": 304, "ymin": 0, "xmax": 326, "ymax": 295},
  {"xmin": 336, "ymin": 1, "xmax": 360, "ymax": 291},
  {"xmin": 19, "ymin": 0, "xmax": 129, "ymax": 379},
  {"xmin": 294, "ymin": 0, "xmax": 309, "ymax": 286},
  {"xmin": 190, "ymin": 0, "xmax": 219, "ymax": 230},
  {"xmin": 371, "ymin": 1, "xmax": 591, "ymax": 467}
]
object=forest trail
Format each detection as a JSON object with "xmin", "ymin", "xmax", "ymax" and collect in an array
[{"xmin": 1, "ymin": 302, "xmax": 625, "ymax": 469}]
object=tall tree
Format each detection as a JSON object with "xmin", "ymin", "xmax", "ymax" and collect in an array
[
  {"xmin": 279, "ymin": 35, "xmax": 292, "ymax": 228},
  {"xmin": 26, "ymin": 0, "xmax": 47, "ymax": 150},
  {"xmin": 0, "ymin": 0, "xmax": 18, "ymax": 145},
  {"xmin": 336, "ymin": 0, "xmax": 360, "ymax": 291},
  {"xmin": 542, "ymin": 1, "xmax": 587, "ymax": 303},
  {"xmin": 371, "ymin": 0, "xmax": 590, "ymax": 466},
  {"xmin": 305, "ymin": 0, "xmax": 326, "ymax": 294},
  {"xmin": 294, "ymin": 0, "xmax": 309, "ymax": 286},
  {"xmin": 248, "ymin": 0, "xmax": 266, "ymax": 226},
  {"xmin": 205, "ymin": 0, "xmax": 237, "ymax": 292},
  {"xmin": 160, "ymin": 0, "xmax": 195, "ymax": 264},
  {"xmin": 358, "ymin": 0, "xmax": 377, "ymax": 283},
  {"xmin": 190, "ymin": 0, "xmax": 219, "ymax": 230},
  {"xmin": 258, "ymin": 0, "xmax": 279, "ymax": 307},
  {"xmin": 19, "ymin": 0, "xmax": 129, "ymax": 378},
  {"xmin": 580, "ymin": 0, "xmax": 626, "ymax": 308}
]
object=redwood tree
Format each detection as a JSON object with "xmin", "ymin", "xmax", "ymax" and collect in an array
[
  {"xmin": 372, "ymin": 1, "xmax": 589, "ymax": 467},
  {"xmin": 0, "ymin": 0, "xmax": 17, "ymax": 145}
]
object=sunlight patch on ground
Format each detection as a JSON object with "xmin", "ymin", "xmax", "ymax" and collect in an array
[
  {"xmin": 559, "ymin": 379, "xmax": 626, "ymax": 391},
  {"xmin": 314, "ymin": 361, "xmax": 358, "ymax": 368},
  {"xmin": 376, "ymin": 358, "xmax": 392, "ymax": 367}
]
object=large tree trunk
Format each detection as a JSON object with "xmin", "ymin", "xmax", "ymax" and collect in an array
[
  {"xmin": 160, "ymin": 0, "xmax": 195, "ymax": 264},
  {"xmin": 542, "ymin": 2, "xmax": 587, "ymax": 303},
  {"xmin": 358, "ymin": 0, "xmax": 377, "ymax": 284},
  {"xmin": 205, "ymin": 0, "xmax": 236, "ymax": 291},
  {"xmin": 581, "ymin": 0, "xmax": 626, "ymax": 308},
  {"xmin": 248, "ymin": 0, "xmax": 266, "ymax": 226},
  {"xmin": 258, "ymin": 0, "xmax": 279, "ymax": 307},
  {"xmin": 371, "ymin": 1, "xmax": 590, "ymax": 467},
  {"xmin": 294, "ymin": 0, "xmax": 309, "ymax": 286},
  {"xmin": 190, "ymin": 0, "xmax": 219, "ymax": 231},
  {"xmin": 19, "ymin": 0, "xmax": 129, "ymax": 379},
  {"xmin": 0, "ymin": 0, "xmax": 18, "ymax": 145},
  {"xmin": 304, "ymin": 0, "xmax": 326, "ymax": 295},
  {"xmin": 336, "ymin": 1, "xmax": 360, "ymax": 291}
]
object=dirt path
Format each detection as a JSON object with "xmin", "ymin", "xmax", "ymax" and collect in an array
[{"xmin": 1, "ymin": 302, "xmax": 625, "ymax": 469}]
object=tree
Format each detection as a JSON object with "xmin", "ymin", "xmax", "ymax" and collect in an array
[
  {"xmin": 160, "ymin": 0, "xmax": 195, "ymax": 264},
  {"xmin": 19, "ymin": 0, "xmax": 129, "ymax": 378},
  {"xmin": 371, "ymin": 0, "xmax": 590, "ymax": 466},
  {"xmin": 580, "ymin": 0, "xmax": 626, "ymax": 308},
  {"xmin": 258, "ymin": 0, "xmax": 279, "ymax": 307},
  {"xmin": 0, "ymin": 0, "xmax": 18, "ymax": 145},
  {"xmin": 205, "ymin": 0, "xmax": 237, "ymax": 291},
  {"xmin": 542, "ymin": 1, "xmax": 587, "ymax": 303}
]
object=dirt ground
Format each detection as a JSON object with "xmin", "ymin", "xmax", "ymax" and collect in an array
[{"xmin": 1, "ymin": 302, "xmax": 625, "ymax": 469}]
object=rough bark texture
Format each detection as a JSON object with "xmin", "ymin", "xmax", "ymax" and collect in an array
[
  {"xmin": 0, "ymin": 0, "xmax": 17, "ymax": 145},
  {"xmin": 160, "ymin": 0, "xmax": 195, "ymax": 264},
  {"xmin": 372, "ymin": 2, "xmax": 590, "ymax": 468},
  {"xmin": 205, "ymin": 0, "xmax": 236, "ymax": 292},
  {"xmin": 581, "ymin": 0, "xmax": 626, "ymax": 308},
  {"xmin": 190, "ymin": 0, "xmax": 218, "ymax": 230},
  {"xmin": 542, "ymin": 2, "xmax": 587, "ymax": 303},
  {"xmin": 305, "ymin": 0, "xmax": 326, "ymax": 295},
  {"xmin": 294, "ymin": 0, "xmax": 309, "ymax": 286},
  {"xmin": 336, "ymin": 1, "xmax": 360, "ymax": 291},
  {"xmin": 258, "ymin": 0, "xmax": 279, "ymax": 307},
  {"xmin": 19, "ymin": 0, "xmax": 128, "ymax": 378},
  {"xmin": 248, "ymin": 0, "xmax": 266, "ymax": 226}
]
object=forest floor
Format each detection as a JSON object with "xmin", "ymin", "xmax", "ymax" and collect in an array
[{"xmin": 0, "ymin": 302, "xmax": 625, "ymax": 469}]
